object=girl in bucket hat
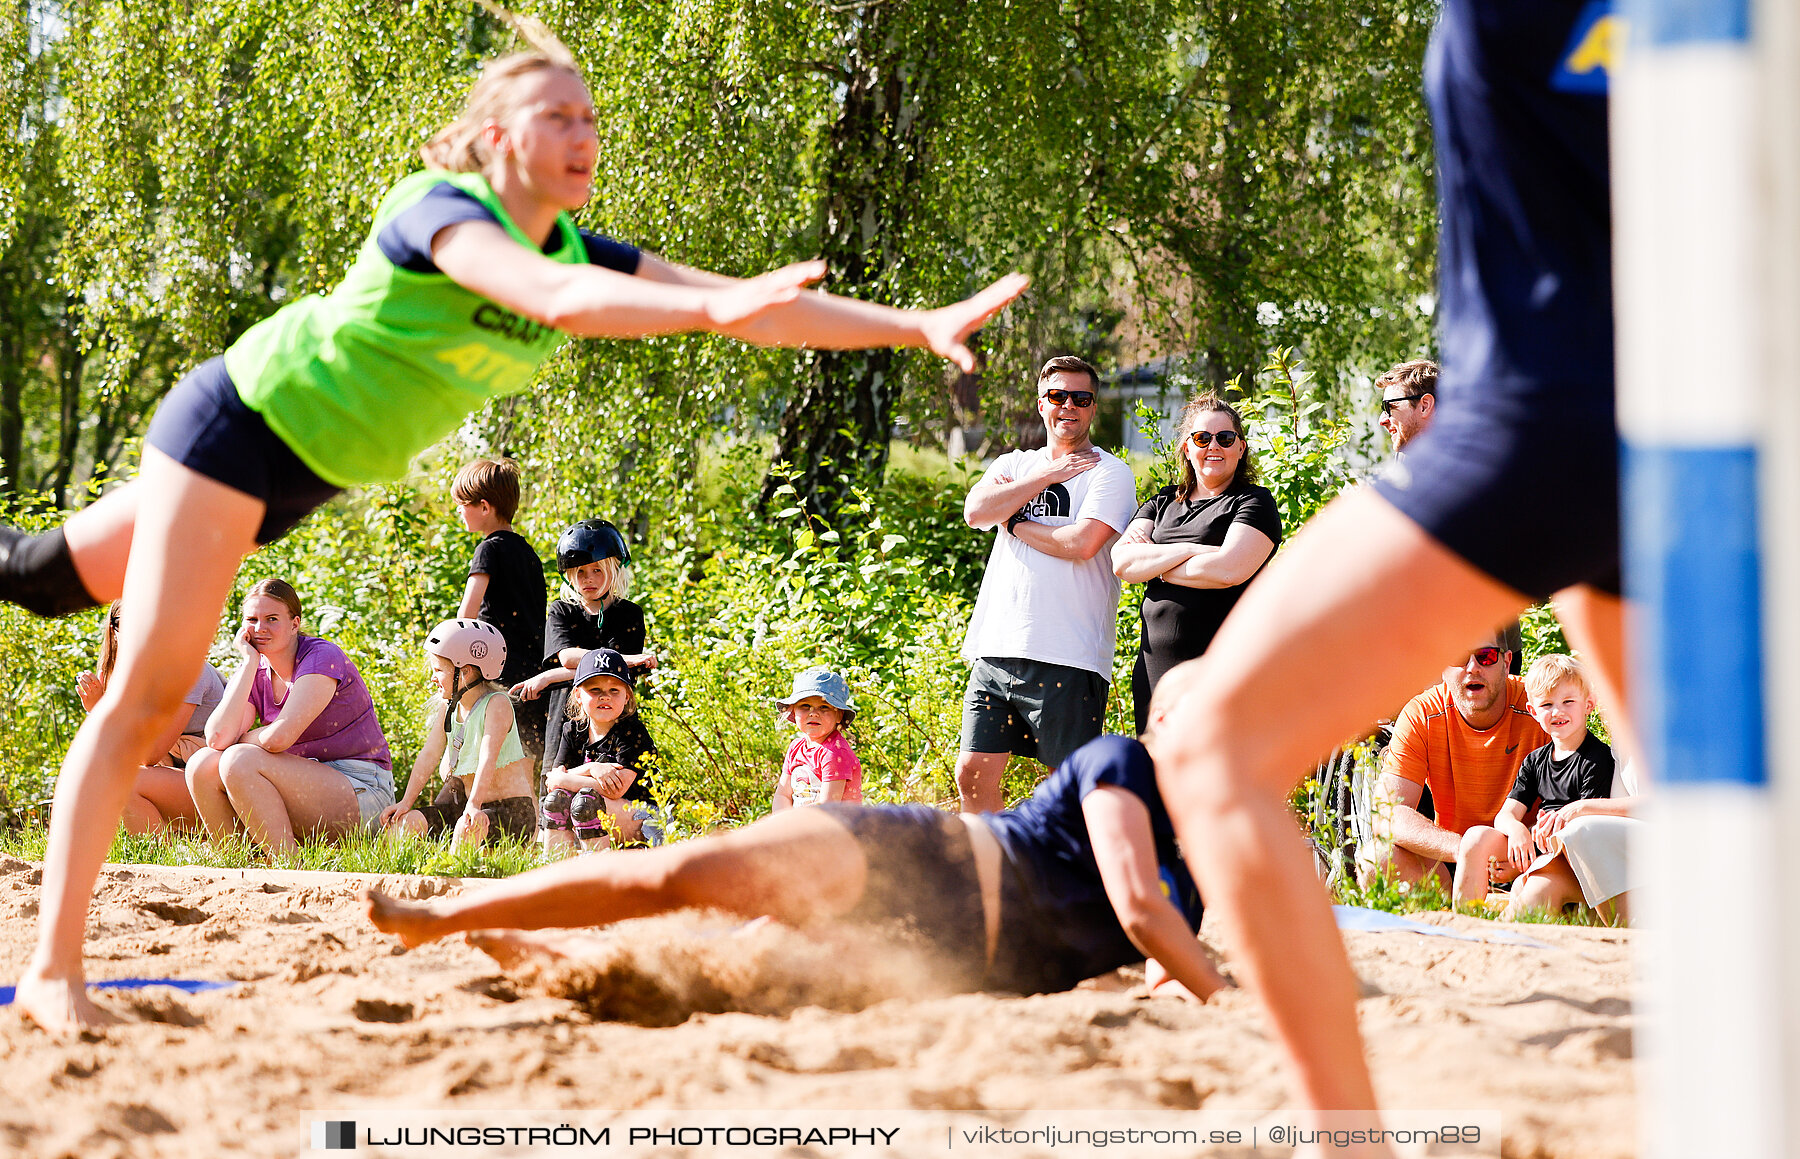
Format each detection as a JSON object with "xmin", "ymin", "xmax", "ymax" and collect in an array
[{"xmin": 772, "ymin": 667, "xmax": 863, "ymax": 809}]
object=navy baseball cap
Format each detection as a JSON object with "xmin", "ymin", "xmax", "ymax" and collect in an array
[{"xmin": 574, "ymin": 648, "xmax": 635, "ymax": 689}]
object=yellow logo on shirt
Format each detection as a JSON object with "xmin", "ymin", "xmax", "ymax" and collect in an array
[{"xmin": 1554, "ymin": 2, "xmax": 1623, "ymax": 94}]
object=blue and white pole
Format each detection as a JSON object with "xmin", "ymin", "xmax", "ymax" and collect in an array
[{"xmin": 1614, "ymin": 1, "xmax": 1780, "ymax": 1156}]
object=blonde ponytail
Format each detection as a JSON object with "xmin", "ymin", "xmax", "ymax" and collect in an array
[{"xmin": 419, "ymin": 4, "xmax": 580, "ymax": 173}]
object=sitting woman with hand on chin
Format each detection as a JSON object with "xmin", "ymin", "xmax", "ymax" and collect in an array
[
  {"xmin": 1112, "ymin": 395, "xmax": 1282, "ymax": 733},
  {"xmin": 186, "ymin": 578, "xmax": 394, "ymax": 853}
]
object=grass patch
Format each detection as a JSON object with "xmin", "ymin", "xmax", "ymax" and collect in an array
[
  {"xmin": 1331, "ymin": 864, "xmax": 1619, "ymax": 927},
  {"xmin": 0, "ymin": 824, "xmax": 550, "ymax": 880}
]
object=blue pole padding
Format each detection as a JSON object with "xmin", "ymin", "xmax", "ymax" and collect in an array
[
  {"xmin": 1624, "ymin": 0, "xmax": 1750, "ymax": 46},
  {"xmin": 1624, "ymin": 442, "xmax": 1767, "ymax": 786}
]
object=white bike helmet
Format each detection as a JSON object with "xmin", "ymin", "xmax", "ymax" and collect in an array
[{"xmin": 423, "ymin": 618, "xmax": 507, "ymax": 681}]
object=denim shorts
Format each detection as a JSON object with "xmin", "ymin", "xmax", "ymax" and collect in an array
[{"xmin": 324, "ymin": 758, "xmax": 396, "ymax": 826}]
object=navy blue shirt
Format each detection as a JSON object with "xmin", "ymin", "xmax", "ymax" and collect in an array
[
  {"xmin": 376, "ymin": 182, "xmax": 641, "ymax": 275},
  {"xmin": 985, "ymin": 735, "xmax": 1203, "ymax": 991}
]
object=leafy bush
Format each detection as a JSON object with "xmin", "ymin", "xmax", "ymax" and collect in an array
[{"xmin": 633, "ymin": 465, "xmax": 988, "ymax": 834}]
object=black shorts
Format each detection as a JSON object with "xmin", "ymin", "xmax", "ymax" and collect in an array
[
  {"xmin": 816, "ymin": 803, "xmax": 989, "ymax": 991},
  {"xmin": 144, "ymin": 357, "xmax": 340, "ymax": 545},
  {"xmin": 960, "ymin": 658, "xmax": 1107, "ymax": 769},
  {"xmin": 413, "ymin": 778, "xmax": 537, "ymax": 842},
  {"xmin": 1373, "ymin": 0, "xmax": 1620, "ymax": 599}
]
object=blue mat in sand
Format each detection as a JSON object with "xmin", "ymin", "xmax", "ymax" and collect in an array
[
  {"xmin": 0, "ymin": 978, "xmax": 234, "ymax": 1005},
  {"xmin": 1334, "ymin": 905, "xmax": 1551, "ymax": 948}
]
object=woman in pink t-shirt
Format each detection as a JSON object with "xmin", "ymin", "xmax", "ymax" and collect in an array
[
  {"xmin": 186, "ymin": 578, "xmax": 393, "ymax": 853},
  {"xmin": 771, "ymin": 668, "xmax": 863, "ymax": 810}
]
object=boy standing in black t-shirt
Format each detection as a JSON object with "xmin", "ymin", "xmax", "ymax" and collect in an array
[
  {"xmin": 453, "ymin": 458, "xmax": 549, "ymax": 760},
  {"xmin": 1451, "ymin": 653, "xmax": 1615, "ymax": 904}
]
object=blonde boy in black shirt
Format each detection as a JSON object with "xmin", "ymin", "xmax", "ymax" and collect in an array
[{"xmin": 1452, "ymin": 653, "xmax": 1615, "ymax": 904}]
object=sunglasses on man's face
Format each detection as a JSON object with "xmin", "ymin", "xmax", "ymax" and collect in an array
[
  {"xmin": 1187, "ymin": 429, "xmax": 1240, "ymax": 449},
  {"xmin": 1380, "ymin": 394, "xmax": 1424, "ymax": 416},
  {"xmin": 1466, "ymin": 646, "xmax": 1503, "ymax": 668},
  {"xmin": 1041, "ymin": 389, "xmax": 1095, "ymax": 408}
]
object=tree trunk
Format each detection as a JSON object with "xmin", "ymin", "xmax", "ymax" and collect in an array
[
  {"xmin": 763, "ymin": 7, "xmax": 935, "ymax": 519},
  {"xmin": 48, "ymin": 298, "xmax": 84, "ymax": 507}
]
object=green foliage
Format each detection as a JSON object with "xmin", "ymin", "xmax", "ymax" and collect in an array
[
  {"xmin": 1333, "ymin": 861, "xmax": 1452, "ymax": 916},
  {"xmin": 1519, "ymin": 600, "xmax": 1571, "ymax": 663},
  {"xmin": 1241, "ymin": 348, "xmax": 1363, "ymax": 533},
  {"xmin": 633, "ymin": 460, "xmax": 989, "ymax": 833}
]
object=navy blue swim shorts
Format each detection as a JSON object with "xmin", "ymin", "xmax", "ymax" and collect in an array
[
  {"xmin": 817, "ymin": 803, "xmax": 990, "ymax": 991},
  {"xmin": 1373, "ymin": 0, "xmax": 1621, "ymax": 599},
  {"xmin": 144, "ymin": 357, "xmax": 341, "ymax": 545}
]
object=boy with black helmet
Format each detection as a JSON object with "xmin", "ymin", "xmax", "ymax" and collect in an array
[{"xmin": 512, "ymin": 518, "xmax": 656, "ymax": 780}]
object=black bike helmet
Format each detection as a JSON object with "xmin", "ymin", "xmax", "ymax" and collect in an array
[{"xmin": 556, "ymin": 519, "xmax": 632, "ymax": 571}]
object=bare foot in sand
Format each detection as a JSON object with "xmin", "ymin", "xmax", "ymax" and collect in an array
[
  {"xmin": 465, "ymin": 928, "xmax": 614, "ymax": 971},
  {"xmin": 364, "ymin": 889, "xmax": 445, "ymax": 948},
  {"xmin": 14, "ymin": 969, "xmax": 121, "ymax": 1035}
]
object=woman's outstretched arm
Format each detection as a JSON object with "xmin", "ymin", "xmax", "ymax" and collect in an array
[{"xmin": 432, "ymin": 221, "xmax": 1026, "ymax": 370}]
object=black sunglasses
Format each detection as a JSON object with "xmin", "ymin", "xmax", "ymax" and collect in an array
[
  {"xmin": 1466, "ymin": 646, "xmax": 1503, "ymax": 667},
  {"xmin": 1380, "ymin": 394, "xmax": 1425, "ymax": 416},
  {"xmin": 1187, "ymin": 430, "xmax": 1240, "ymax": 449},
  {"xmin": 1041, "ymin": 388, "xmax": 1095, "ymax": 408}
]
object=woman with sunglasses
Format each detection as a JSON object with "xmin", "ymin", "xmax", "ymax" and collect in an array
[{"xmin": 1111, "ymin": 395, "xmax": 1282, "ymax": 732}]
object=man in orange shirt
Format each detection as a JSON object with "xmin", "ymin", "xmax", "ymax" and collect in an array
[{"xmin": 1359, "ymin": 632, "xmax": 1548, "ymax": 889}]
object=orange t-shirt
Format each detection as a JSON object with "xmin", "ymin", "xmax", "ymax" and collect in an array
[{"xmin": 1381, "ymin": 677, "xmax": 1548, "ymax": 837}]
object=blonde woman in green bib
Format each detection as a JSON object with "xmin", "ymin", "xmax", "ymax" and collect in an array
[{"xmin": 9, "ymin": 47, "xmax": 1026, "ymax": 1034}]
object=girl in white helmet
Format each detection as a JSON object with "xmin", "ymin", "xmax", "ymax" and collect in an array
[{"xmin": 381, "ymin": 619, "xmax": 538, "ymax": 846}]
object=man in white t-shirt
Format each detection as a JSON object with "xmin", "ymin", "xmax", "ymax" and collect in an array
[{"xmin": 956, "ymin": 355, "xmax": 1139, "ymax": 812}]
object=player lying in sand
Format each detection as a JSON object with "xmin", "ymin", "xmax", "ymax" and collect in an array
[{"xmin": 368, "ymin": 686, "xmax": 1227, "ymax": 1001}]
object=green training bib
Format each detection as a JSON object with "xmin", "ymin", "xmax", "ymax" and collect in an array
[{"xmin": 224, "ymin": 170, "xmax": 588, "ymax": 487}]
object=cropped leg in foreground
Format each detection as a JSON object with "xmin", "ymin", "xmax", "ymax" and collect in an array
[
  {"xmin": 0, "ymin": 481, "xmax": 140, "ymax": 617},
  {"xmin": 15, "ymin": 451, "xmax": 262, "ymax": 1033},
  {"xmin": 1155, "ymin": 488, "xmax": 1528, "ymax": 1124},
  {"xmin": 368, "ymin": 806, "xmax": 870, "ymax": 947}
]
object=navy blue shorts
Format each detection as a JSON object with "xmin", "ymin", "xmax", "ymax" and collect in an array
[
  {"xmin": 817, "ymin": 803, "xmax": 990, "ymax": 991},
  {"xmin": 1373, "ymin": 0, "xmax": 1620, "ymax": 599},
  {"xmin": 144, "ymin": 358, "xmax": 340, "ymax": 545}
]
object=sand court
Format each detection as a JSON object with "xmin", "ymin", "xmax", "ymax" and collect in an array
[{"xmin": 0, "ymin": 856, "xmax": 1632, "ymax": 1157}]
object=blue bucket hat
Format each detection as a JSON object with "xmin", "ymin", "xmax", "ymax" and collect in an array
[
  {"xmin": 574, "ymin": 648, "xmax": 635, "ymax": 690},
  {"xmin": 776, "ymin": 667, "xmax": 856, "ymax": 724}
]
